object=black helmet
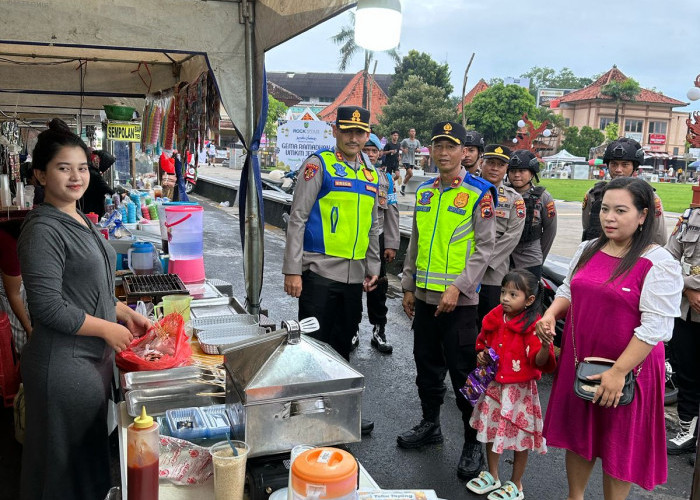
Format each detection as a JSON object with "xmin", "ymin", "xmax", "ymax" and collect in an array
[
  {"xmin": 603, "ymin": 138, "xmax": 644, "ymax": 169},
  {"xmin": 508, "ymin": 150, "xmax": 540, "ymax": 174},
  {"xmin": 463, "ymin": 130, "xmax": 484, "ymax": 152}
]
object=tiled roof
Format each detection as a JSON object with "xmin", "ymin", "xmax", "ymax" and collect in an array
[
  {"xmin": 267, "ymin": 81, "xmax": 301, "ymax": 107},
  {"xmin": 557, "ymin": 66, "xmax": 686, "ymax": 107},
  {"xmin": 267, "ymin": 71, "xmax": 393, "ymax": 101},
  {"xmin": 456, "ymin": 79, "xmax": 489, "ymax": 112},
  {"xmin": 317, "ymin": 71, "xmax": 389, "ymax": 125}
]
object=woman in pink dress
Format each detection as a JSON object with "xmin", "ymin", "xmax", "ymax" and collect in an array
[{"xmin": 536, "ymin": 177, "xmax": 682, "ymax": 499}]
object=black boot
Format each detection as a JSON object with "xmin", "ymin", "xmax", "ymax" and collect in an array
[
  {"xmin": 361, "ymin": 418, "xmax": 374, "ymax": 436},
  {"xmin": 396, "ymin": 420, "xmax": 443, "ymax": 449},
  {"xmin": 457, "ymin": 442, "xmax": 485, "ymax": 480},
  {"xmin": 371, "ymin": 325, "xmax": 393, "ymax": 354}
]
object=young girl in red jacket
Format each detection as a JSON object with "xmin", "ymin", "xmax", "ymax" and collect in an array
[{"xmin": 467, "ymin": 269, "xmax": 556, "ymax": 500}]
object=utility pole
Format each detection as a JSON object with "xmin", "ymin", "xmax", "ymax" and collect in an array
[{"xmin": 461, "ymin": 52, "xmax": 476, "ymax": 127}]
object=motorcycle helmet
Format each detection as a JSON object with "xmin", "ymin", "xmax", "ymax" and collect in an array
[
  {"xmin": 602, "ymin": 138, "xmax": 644, "ymax": 169},
  {"xmin": 463, "ymin": 131, "xmax": 485, "ymax": 152},
  {"xmin": 508, "ymin": 150, "xmax": 541, "ymax": 175}
]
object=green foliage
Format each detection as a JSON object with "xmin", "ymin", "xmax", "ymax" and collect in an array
[
  {"xmin": 465, "ymin": 84, "xmax": 536, "ymax": 143},
  {"xmin": 378, "ymin": 75, "xmax": 456, "ymax": 144},
  {"xmin": 264, "ymin": 96, "xmax": 287, "ymax": 138},
  {"xmin": 529, "ymin": 106, "xmax": 566, "ymax": 130},
  {"xmin": 600, "ymin": 78, "xmax": 641, "ymax": 123},
  {"xmin": 389, "ymin": 50, "xmax": 453, "ymax": 99},
  {"xmin": 604, "ymin": 122, "xmax": 619, "ymax": 142},
  {"xmin": 561, "ymin": 126, "xmax": 605, "ymax": 158},
  {"xmin": 520, "ymin": 66, "xmax": 594, "ymax": 98}
]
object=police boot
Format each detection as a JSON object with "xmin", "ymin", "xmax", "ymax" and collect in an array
[
  {"xmin": 350, "ymin": 331, "xmax": 359, "ymax": 352},
  {"xmin": 457, "ymin": 442, "xmax": 485, "ymax": 480},
  {"xmin": 397, "ymin": 408, "xmax": 442, "ymax": 449},
  {"xmin": 668, "ymin": 416, "xmax": 698, "ymax": 455},
  {"xmin": 361, "ymin": 419, "xmax": 374, "ymax": 436},
  {"xmin": 370, "ymin": 325, "xmax": 393, "ymax": 354}
]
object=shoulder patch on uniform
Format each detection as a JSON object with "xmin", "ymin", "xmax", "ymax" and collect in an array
[
  {"xmin": 655, "ymin": 197, "xmax": 662, "ymax": 218},
  {"xmin": 546, "ymin": 201, "xmax": 556, "ymax": 218},
  {"xmin": 515, "ymin": 199, "xmax": 525, "ymax": 218},
  {"xmin": 304, "ymin": 164, "xmax": 319, "ymax": 181},
  {"xmin": 480, "ymin": 193, "xmax": 494, "ymax": 219}
]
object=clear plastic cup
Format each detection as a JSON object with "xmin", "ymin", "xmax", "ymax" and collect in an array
[{"xmin": 211, "ymin": 441, "xmax": 250, "ymax": 500}]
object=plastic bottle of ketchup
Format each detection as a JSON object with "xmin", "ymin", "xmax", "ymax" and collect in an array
[{"xmin": 128, "ymin": 406, "xmax": 160, "ymax": 500}]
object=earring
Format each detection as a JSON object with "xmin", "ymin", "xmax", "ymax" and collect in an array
[{"xmin": 638, "ymin": 224, "xmax": 643, "ymax": 232}]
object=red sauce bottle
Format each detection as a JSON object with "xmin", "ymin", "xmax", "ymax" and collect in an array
[{"xmin": 127, "ymin": 406, "xmax": 160, "ymax": 500}]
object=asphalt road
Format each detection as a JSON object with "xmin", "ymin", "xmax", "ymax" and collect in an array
[{"xmin": 195, "ymin": 194, "xmax": 694, "ymax": 500}]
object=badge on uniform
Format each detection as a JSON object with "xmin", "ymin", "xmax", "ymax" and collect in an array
[
  {"xmin": 582, "ymin": 193, "xmax": 588, "ymax": 210},
  {"xmin": 498, "ymin": 195, "xmax": 508, "ymax": 205},
  {"xmin": 454, "ymin": 192, "xmax": 469, "ymax": 208},
  {"xmin": 480, "ymin": 193, "xmax": 493, "ymax": 219},
  {"xmin": 304, "ymin": 164, "xmax": 319, "ymax": 181},
  {"xmin": 450, "ymin": 177, "xmax": 462, "ymax": 188},
  {"xmin": 546, "ymin": 201, "xmax": 556, "ymax": 218},
  {"xmin": 362, "ymin": 167, "xmax": 375, "ymax": 182},
  {"xmin": 498, "ymin": 186, "xmax": 505, "ymax": 194},
  {"xmin": 418, "ymin": 191, "xmax": 434, "ymax": 206},
  {"xmin": 515, "ymin": 199, "xmax": 525, "ymax": 218},
  {"xmin": 332, "ymin": 162, "xmax": 348, "ymax": 177},
  {"xmin": 655, "ymin": 197, "xmax": 662, "ymax": 218}
]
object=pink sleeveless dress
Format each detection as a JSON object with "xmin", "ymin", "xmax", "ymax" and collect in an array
[{"xmin": 543, "ymin": 251, "xmax": 667, "ymax": 490}]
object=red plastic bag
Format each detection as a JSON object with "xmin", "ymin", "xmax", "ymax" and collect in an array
[{"xmin": 116, "ymin": 313, "xmax": 192, "ymax": 372}]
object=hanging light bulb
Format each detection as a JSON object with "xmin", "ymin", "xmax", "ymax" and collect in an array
[
  {"xmin": 517, "ymin": 119, "xmax": 526, "ymax": 128},
  {"xmin": 512, "ymin": 138, "xmax": 518, "ymax": 144},
  {"xmin": 688, "ymin": 86, "xmax": 700, "ymax": 101},
  {"xmin": 355, "ymin": 0, "xmax": 403, "ymax": 51},
  {"xmin": 542, "ymin": 129, "xmax": 552, "ymax": 137}
]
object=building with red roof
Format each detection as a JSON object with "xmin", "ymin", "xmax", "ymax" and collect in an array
[
  {"xmin": 317, "ymin": 70, "xmax": 389, "ymax": 126},
  {"xmin": 550, "ymin": 66, "xmax": 688, "ymax": 163},
  {"xmin": 456, "ymin": 79, "xmax": 489, "ymax": 113}
]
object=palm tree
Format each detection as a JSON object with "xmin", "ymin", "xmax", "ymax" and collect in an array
[
  {"xmin": 601, "ymin": 78, "xmax": 641, "ymax": 125},
  {"xmin": 331, "ymin": 12, "xmax": 400, "ymax": 109}
]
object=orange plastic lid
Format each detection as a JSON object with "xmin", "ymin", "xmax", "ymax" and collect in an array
[{"xmin": 291, "ymin": 448, "xmax": 357, "ymax": 498}]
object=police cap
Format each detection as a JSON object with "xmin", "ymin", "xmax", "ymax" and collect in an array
[
  {"xmin": 431, "ymin": 121, "xmax": 467, "ymax": 144},
  {"xmin": 336, "ymin": 106, "xmax": 371, "ymax": 133},
  {"xmin": 482, "ymin": 144, "xmax": 512, "ymax": 163}
]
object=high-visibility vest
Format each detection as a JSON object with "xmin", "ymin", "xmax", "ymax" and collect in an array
[
  {"xmin": 414, "ymin": 175, "xmax": 492, "ymax": 291},
  {"xmin": 303, "ymin": 149, "xmax": 378, "ymax": 260}
]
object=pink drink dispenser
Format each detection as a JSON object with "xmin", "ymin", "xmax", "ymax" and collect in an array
[{"xmin": 164, "ymin": 204, "xmax": 205, "ymax": 283}]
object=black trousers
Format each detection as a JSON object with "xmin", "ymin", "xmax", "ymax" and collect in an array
[
  {"xmin": 413, "ymin": 299, "xmax": 478, "ymax": 443},
  {"xmin": 670, "ymin": 315, "xmax": 700, "ymax": 421},
  {"xmin": 366, "ymin": 233, "xmax": 388, "ymax": 327},
  {"xmin": 477, "ymin": 284, "xmax": 501, "ymax": 330},
  {"xmin": 299, "ymin": 270, "xmax": 362, "ymax": 361}
]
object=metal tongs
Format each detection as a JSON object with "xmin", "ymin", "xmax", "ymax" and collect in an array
[{"xmin": 217, "ymin": 317, "xmax": 320, "ymax": 355}]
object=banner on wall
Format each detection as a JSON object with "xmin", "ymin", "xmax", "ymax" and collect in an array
[{"xmin": 276, "ymin": 120, "xmax": 335, "ymax": 170}]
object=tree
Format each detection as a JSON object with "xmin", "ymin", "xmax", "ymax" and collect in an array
[
  {"xmin": 561, "ymin": 126, "xmax": 605, "ymax": 157},
  {"xmin": 604, "ymin": 122, "xmax": 619, "ymax": 142},
  {"xmin": 520, "ymin": 66, "xmax": 594, "ymax": 98},
  {"xmin": 377, "ymin": 75, "xmax": 456, "ymax": 144},
  {"xmin": 465, "ymin": 83, "xmax": 536, "ymax": 143},
  {"xmin": 264, "ymin": 96, "xmax": 287, "ymax": 138},
  {"xmin": 331, "ymin": 12, "xmax": 400, "ymax": 109},
  {"xmin": 601, "ymin": 77, "xmax": 641, "ymax": 124},
  {"xmin": 529, "ymin": 106, "xmax": 566, "ymax": 130},
  {"xmin": 389, "ymin": 50, "xmax": 453, "ymax": 99}
]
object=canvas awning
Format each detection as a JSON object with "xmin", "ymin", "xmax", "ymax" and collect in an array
[{"xmin": 541, "ymin": 149, "xmax": 587, "ymax": 163}]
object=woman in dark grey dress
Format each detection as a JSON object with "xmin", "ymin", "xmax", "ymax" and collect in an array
[{"xmin": 18, "ymin": 119, "xmax": 150, "ymax": 500}]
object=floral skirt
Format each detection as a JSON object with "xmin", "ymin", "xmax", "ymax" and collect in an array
[{"xmin": 469, "ymin": 380, "xmax": 547, "ymax": 454}]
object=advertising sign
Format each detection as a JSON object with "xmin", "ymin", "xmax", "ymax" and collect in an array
[
  {"xmin": 537, "ymin": 88, "xmax": 575, "ymax": 107},
  {"xmin": 648, "ymin": 133, "xmax": 666, "ymax": 145},
  {"xmin": 106, "ymin": 122, "xmax": 141, "ymax": 142},
  {"xmin": 624, "ymin": 132, "xmax": 643, "ymax": 143},
  {"xmin": 276, "ymin": 120, "xmax": 336, "ymax": 170}
]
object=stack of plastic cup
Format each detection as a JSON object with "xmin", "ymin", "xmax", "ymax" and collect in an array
[{"xmin": 0, "ymin": 175, "xmax": 10, "ymax": 207}]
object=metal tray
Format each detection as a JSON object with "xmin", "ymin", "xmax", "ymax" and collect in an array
[
  {"xmin": 190, "ymin": 296, "xmax": 247, "ymax": 320},
  {"xmin": 122, "ymin": 366, "xmax": 204, "ymax": 390},
  {"xmin": 187, "ymin": 281, "xmax": 230, "ymax": 307},
  {"xmin": 197, "ymin": 327, "xmax": 268, "ymax": 354},
  {"xmin": 125, "ymin": 383, "xmax": 224, "ymax": 417},
  {"xmin": 192, "ymin": 314, "xmax": 258, "ymax": 332}
]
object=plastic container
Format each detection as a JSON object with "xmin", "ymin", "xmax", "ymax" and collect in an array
[
  {"xmin": 291, "ymin": 448, "xmax": 357, "ymax": 499},
  {"xmin": 86, "ymin": 212, "xmax": 99, "ymax": 225},
  {"xmin": 127, "ymin": 241, "xmax": 158, "ymax": 275},
  {"xmin": 165, "ymin": 203, "xmax": 205, "ymax": 283},
  {"xmin": 166, "ymin": 407, "xmax": 208, "ymax": 440},
  {"xmin": 211, "ymin": 440, "xmax": 250, "ymax": 500},
  {"xmin": 104, "ymin": 194, "xmax": 114, "ymax": 215},
  {"xmin": 201, "ymin": 405, "xmax": 231, "ymax": 439},
  {"xmin": 0, "ymin": 175, "xmax": 10, "ymax": 207},
  {"xmin": 127, "ymin": 406, "xmax": 160, "ymax": 500}
]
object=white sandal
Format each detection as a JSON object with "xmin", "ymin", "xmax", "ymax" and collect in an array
[{"xmin": 466, "ymin": 471, "xmax": 502, "ymax": 494}]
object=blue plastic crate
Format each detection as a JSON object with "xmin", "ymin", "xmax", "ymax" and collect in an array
[
  {"xmin": 201, "ymin": 405, "xmax": 231, "ymax": 439},
  {"xmin": 165, "ymin": 407, "xmax": 208, "ymax": 440}
]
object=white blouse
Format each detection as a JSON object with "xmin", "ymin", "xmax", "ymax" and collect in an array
[{"xmin": 555, "ymin": 242, "xmax": 683, "ymax": 345}]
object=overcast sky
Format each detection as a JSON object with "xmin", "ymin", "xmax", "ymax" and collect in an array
[{"xmin": 266, "ymin": 0, "xmax": 700, "ymax": 113}]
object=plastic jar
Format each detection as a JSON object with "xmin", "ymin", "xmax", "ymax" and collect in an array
[{"xmin": 291, "ymin": 448, "xmax": 357, "ymax": 500}]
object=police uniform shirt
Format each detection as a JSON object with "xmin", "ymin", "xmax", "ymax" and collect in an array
[
  {"xmin": 665, "ymin": 207, "xmax": 700, "ymax": 323},
  {"xmin": 481, "ymin": 181, "xmax": 525, "ymax": 286},
  {"xmin": 511, "ymin": 188, "xmax": 558, "ymax": 268},
  {"xmin": 282, "ymin": 150, "xmax": 381, "ymax": 283},
  {"xmin": 377, "ymin": 168, "xmax": 400, "ymax": 250},
  {"xmin": 583, "ymin": 185, "xmax": 667, "ymax": 245},
  {"xmin": 401, "ymin": 168, "xmax": 497, "ymax": 306}
]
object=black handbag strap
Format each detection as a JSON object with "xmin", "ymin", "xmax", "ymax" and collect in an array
[{"xmin": 570, "ymin": 298, "xmax": 643, "ymax": 377}]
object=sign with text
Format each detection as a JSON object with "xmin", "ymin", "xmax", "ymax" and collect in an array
[
  {"xmin": 276, "ymin": 120, "xmax": 335, "ymax": 170},
  {"xmin": 648, "ymin": 133, "xmax": 666, "ymax": 145},
  {"xmin": 624, "ymin": 132, "xmax": 643, "ymax": 143},
  {"xmin": 537, "ymin": 88, "xmax": 575, "ymax": 107},
  {"xmin": 106, "ymin": 122, "xmax": 142, "ymax": 142}
]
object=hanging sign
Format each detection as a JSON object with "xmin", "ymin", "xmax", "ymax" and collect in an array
[
  {"xmin": 106, "ymin": 122, "xmax": 142, "ymax": 142},
  {"xmin": 276, "ymin": 120, "xmax": 335, "ymax": 170}
]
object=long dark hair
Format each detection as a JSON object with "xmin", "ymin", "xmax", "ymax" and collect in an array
[
  {"xmin": 32, "ymin": 118, "xmax": 89, "ymax": 172},
  {"xmin": 574, "ymin": 177, "xmax": 654, "ymax": 282},
  {"xmin": 501, "ymin": 269, "xmax": 542, "ymax": 332}
]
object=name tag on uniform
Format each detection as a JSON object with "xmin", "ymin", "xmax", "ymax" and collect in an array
[
  {"xmin": 365, "ymin": 185, "xmax": 378, "ymax": 194},
  {"xmin": 334, "ymin": 180, "xmax": 352, "ymax": 188},
  {"xmin": 495, "ymin": 209, "xmax": 509, "ymax": 218},
  {"xmin": 416, "ymin": 206, "xmax": 432, "ymax": 212},
  {"xmin": 448, "ymin": 206, "xmax": 466, "ymax": 215}
]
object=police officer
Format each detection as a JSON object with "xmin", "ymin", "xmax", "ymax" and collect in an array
[
  {"xmin": 282, "ymin": 105, "xmax": 380, "ymax": 435},
  {"xmin": 352, "ymin": 133, "xmax": 399, "ymax": 354},
  {"xmin": 400, "ymin": 121, "xmax": 497, "ymax": 480},
  {"xmin": 478, "ymin": 145, "xmax": 525, "ymax": 323},
  {"xmin": 665, "ymin": 199, "xmax": 700, "ymax": 455},
  {"xmin": 508, "ymin": 150, "xmax": 557, "ymax": 281},
  {"xmin": 582, "ymin": 138, "xmax": 667, "ymax": 244},
  {"xmin": 461, "ymin": 130, "xmax": 484, "ymax": 176}
]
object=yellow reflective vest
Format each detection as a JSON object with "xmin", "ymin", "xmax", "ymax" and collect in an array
[{"xmin": 303, "ymin": 149, "xmax": 378, "ymax": 260}]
